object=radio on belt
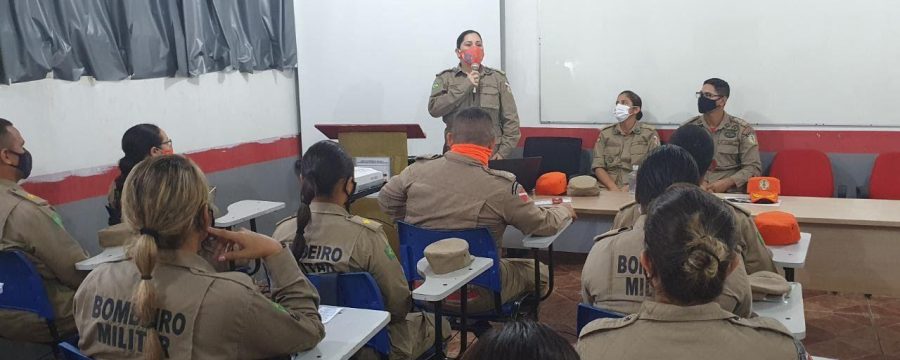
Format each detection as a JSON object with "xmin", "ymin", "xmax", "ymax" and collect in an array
[{"xmin": 354, "ymin": 167, "xmax": 386, "ymax": 194}]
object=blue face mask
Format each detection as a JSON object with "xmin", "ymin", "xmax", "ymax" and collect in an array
[{"xmin": 9, "ymin": 149, "xmax": 32, "ymax": 180}]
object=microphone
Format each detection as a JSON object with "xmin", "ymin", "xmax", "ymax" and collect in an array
[{"xmin": 471, "ymin": 63, "xmax": 480, "ymax": 94}]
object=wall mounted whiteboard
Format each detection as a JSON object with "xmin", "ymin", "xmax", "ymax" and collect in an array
[
  {"xmin": 295, "ymin": 0, "xmax": 501, "ymax": 154},
  {"xmin": 538, "ymin": 0, "xmax": 900, "ymax": 127}
]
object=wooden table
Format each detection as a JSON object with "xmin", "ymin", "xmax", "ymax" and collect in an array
[{"xmin": 524, "ymin": 191, "xmax": 900, "ymax": 296}]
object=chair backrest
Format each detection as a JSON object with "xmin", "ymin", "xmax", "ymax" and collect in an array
[
  {"xmin": 0, "ymin": 250, "xmax": 56, "ymax": 322},
  {"xmin": 396, "ymin": 222, "xmax": 502, "ymax": 293},
  {"xmin": 576, "ymin": 303, "xmax": 624, "ymax": 335},
  {"xmin": 59, "ymin": 338, "xmax": 91, "ymax": 360},
  {"xmin": 768, "ymin": 149, "xmax": 834, "ymax": 197},
  {"xmin": 523, "ymin": 137, "xmax": 583, "ymax": 178},
  {"xmin": 870, "ymin": 152, "xmax": 900, "ymax": 200},
  {"xmin": 306, "ymin": 272, "xmax": 390, "ymax": 356}
]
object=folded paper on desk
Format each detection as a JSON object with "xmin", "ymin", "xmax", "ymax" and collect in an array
[
  {"xmin": 534, "ymin": 197, "xmax": 572, "ymax": 207},
  {"xmin": 319, "ymin": 305, "xmax": 342, "ymax": 324}
]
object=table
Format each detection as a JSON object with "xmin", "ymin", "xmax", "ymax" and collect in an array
[
  {"xmin": 215, "ymin": 200, "xmax": 286, "ymax": 231},
  {"xmin": 294, "ymin": 307, "xmax": 390, "ymax": 360},
  {"xmin": 519, "ymin": 191, "xmax": 900, "ymax": 296},
  {"xmin": 754, "ymin": 282, "xmax": 806, "ymax": 340},
  {"xmin": 414, "ymin": 256, "xmax": 493, "ymax": 359},
  {"xmin": 75, "ymin": 246, "xmax": 126, "ymax": 271},
  {"xmin": 768, "ymin": 232, "xmax": 811, "ymax": 281}
]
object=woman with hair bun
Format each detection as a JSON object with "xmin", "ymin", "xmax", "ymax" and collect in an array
[{"xmin": 577, "ymin": 184, "xmax": 806, "ymax": 359}]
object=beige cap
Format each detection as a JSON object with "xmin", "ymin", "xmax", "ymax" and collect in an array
[
  {"xmin": 98, "ymin": 223, "xmax": 138, "ymax": 248},
  {"xmin": 424, "ymin": 238, "xmax": 474, "ymax": 275},
  {"xmin": 749, "ymin": 271, "xmax": 791, "ymax": 301},
  {"xmin": 566, "ymin": 175, "xmax": 600, "ymax": 197}
]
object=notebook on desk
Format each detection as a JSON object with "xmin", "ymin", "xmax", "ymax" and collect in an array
[{"xmin": 489, "ymin": 157, "xmax": 542, "ymax": 193}]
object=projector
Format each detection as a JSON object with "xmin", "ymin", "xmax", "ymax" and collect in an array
[{"xmin": 354, "ymin": 167, "xmax": 386, "ymax": 194}]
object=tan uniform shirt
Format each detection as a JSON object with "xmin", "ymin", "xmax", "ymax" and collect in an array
[
  {"xmin": 684, "ymin": 113, "xmax": 762, "ymax": 190},
  {"xmin": 428, "ymin": 66, "xmax": 521, "ymax": 158},
  {"xmin": 576, "ymin": 301, "xmax": 805, "ymax": 360},
  {"xmin": 74, "ymin": 249, "xmax": 324, "ymax": 359},
  {"xmin": 378, "ymin": 152, "xmax": 570, "ymax": 311},
  {"xmin": 581, "ymin": 216, "xmax": 752, "ymax": 318},
  {"xmin": 613, "ymin": 201, "xmax": 781, "ymax": 277},
  {"xmin": 273, "ymin": 203, "xmax": 439, "ymax": 360},
  {"xmin": 0, "ymin": 179, "xmax": 88, "ymax": 342},
  {"xmin": 591, "ymin": 123, "xmax": 661, "ymax": 188}
]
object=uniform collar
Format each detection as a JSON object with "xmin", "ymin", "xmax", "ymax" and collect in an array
[
  {"xmin": 0, "ymin": 178, "xmax": 19, "ymax": 189},
  {"xmin": 639, "ymin": 300, "xmax": 737, "ymax": 322},
  {"xmin": 453, "ymin": 64, "xmax": 489, "ymax": 76},
  {"xmin": 613, "ymin": 122, "xmax": 643, "ymax": 136},
  {"xmin": 309, "ymin": 202, "xmax": 350, "ymax": 216},
  {"xmin": 444, "ymin": 151, "xmax": 485, "ymax": 167},
  {"xmin": 157, "ymin": 249, "xmax": 217, "ymax": 273},
  {"xmin": 701, "ymin": 112, "xmax": 734, "ymax": 133}
]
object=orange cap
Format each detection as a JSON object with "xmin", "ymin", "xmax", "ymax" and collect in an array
[
  {"xmin": 754, "ymin": 211, "xmax": 800, "ymax": 246},
  {"xmin": 535, "ymin": 172, "xmax": 568, "ymax": 196},
  {"xmin": 747, "ymin": 177, "xmax": 781, "ymax": 204}
]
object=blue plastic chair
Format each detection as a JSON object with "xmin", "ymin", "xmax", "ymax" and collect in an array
[
  {"xmin": 396, "ymin": 222, "xmax": 536, "ymax": 318},
  {"xmin": 0, "ymin": 250, "xmax": 63, "ymax": 347},
  {"xmin": 306, "ymin": 272, "xmax": 391, "ymax": 358},
  {"xmin": 576, "ymin": 303, "xmax": 624, "ymax": 335},
  {"xmin": 59, "ymin": 337, "xmax": 91, "ymax": 360}
]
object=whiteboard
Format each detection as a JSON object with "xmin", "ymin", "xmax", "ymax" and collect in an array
[
  {"xmin": 538, "ymin": 0, "xmax": 900, "ymax": 127},
  {"xmin": 295, "ymin": 0, "xmax": 502, "ymax": 154}
]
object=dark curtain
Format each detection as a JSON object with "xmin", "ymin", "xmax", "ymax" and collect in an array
[{"xmin": 0, "ymin": 0, "xmax": 296, "ymax": 84}]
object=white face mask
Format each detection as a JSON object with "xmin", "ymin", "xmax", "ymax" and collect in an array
[{"xmin": 614, "ymin": 104, "xmax": 632, "ymax": 122}]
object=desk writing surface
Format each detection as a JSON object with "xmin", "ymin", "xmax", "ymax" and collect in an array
[
  {"xmin": 293, "ymin": 307, "xmax": 389, "ymax": 360},
  {"xmin": 546, "ymin": 191, "xmax": 900, "ymax": 228}
]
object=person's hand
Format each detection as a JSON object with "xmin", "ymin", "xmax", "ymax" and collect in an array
[
  {"xmin": 467, "ymin": 70, "xmax": 480, "ymax": 88},
  {"xmin": 208, "ymin": 227, "xmax": 283, "ymax": 262},
  {"xmin": 558, "ymin": 203, "xmax": 578, "ymax": 219},
  {"xmin": 706, "ymin": 179, "xmax": 735, "ymax": 193},
  {"xmin": 614, "ymin": 186, "xmax": 627, "ymax": 192}
]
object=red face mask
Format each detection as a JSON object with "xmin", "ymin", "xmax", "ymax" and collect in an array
[
  {"xmin": 459, "ymin": 47, "xmax": 484, "ymax": 66},
  {"xmin": 161, "ymin": 148, "xmax": 175, "ymax": 156}
]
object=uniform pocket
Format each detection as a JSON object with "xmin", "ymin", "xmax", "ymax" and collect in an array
[
  {"xmin": 629, "ymin": 141, "xmax": 649, "ymax": 163},
  {"xmin": 479, "ymin": 85, "xmax": 501, "ymax": 110},
  {"xmin": 718, "ymin": 140, "xmax": 740, "ymax": 154}
]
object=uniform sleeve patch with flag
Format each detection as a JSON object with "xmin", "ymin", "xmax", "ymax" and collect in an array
[{"xmin": 384, "ymin": 245, "xmax": 397, "ymax": 260}]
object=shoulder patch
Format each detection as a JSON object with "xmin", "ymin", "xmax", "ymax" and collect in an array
[
  {"xmin": 722, "ymin": 199, "xmax": 752, "ymax": 216},
  {"xmin": 579, "ymin": 314, "xmax": 639, "ymax": 338},
  {"xmin": 618, "ymin": 201, "xmax": 638, "ymax": 212},
  {"xmin": 10, "ymin": 188, "xmax": 48, "ymax": 206},
  {"xmin": 593, "ymin": 227, "xmax": 629, "ymax": 242},
  {"xmin": 727, "ymin": 316, "xmax": 794, "ymax": 338},
  {"xmin": 275, "ymin": 215, "xmax": 297, "ymax": 228},
  {"xmin": 349, "ymin": 215, "xmax": 383, "ymax": 231}
]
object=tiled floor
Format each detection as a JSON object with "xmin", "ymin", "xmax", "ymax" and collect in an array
[{"xmin": 446, "ymin": 253, "xmax": 900, "ymax": 359}]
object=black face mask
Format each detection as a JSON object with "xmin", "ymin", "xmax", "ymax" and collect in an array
[
  {"xmin": 344, "ymin": 178, "xmax": 357, "ymax": 211},
  {"xmin": 9, "ymin": 149, "xmax": 32, "ymax": 180},
  {"xmin": 697, "ymin": 96, "xmax": 718, "ymax": 114}
]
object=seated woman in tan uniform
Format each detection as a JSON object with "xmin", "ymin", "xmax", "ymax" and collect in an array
[
  {"xmin": 591, "ymin": 90, "xmax": 660, "ymax": 191},
  {"xmin": 273, "ymin": 140, "xmax": 443, "ymax": 360},
  {"xmin": 107, "ymin": 124, "xmax": 173, "ymax": 225},
  {"xmin": 577, "ymin": 184, "xmax": 806, "ymax": 359},
  {"xmin": 75, "ymin": 155, "xmax": 324, "ymax": 359}
]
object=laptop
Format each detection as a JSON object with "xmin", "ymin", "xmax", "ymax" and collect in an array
[{"xmin": 489, "ymin": 157, "xmax": 543, "ymax": 193}]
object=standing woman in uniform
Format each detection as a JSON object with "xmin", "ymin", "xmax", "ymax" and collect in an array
[
  {"xmin": 107, "ymin": 124, "xmax": 173, "ymax": 225},
  {"xmin": 428, "ymin": 30, "xmax": 521, "ymax": 159},
  {"xmin": 273, "ymin": 140, "xmax": 443, "ymax": 360},
  {"xmin": 75, "ymin": 155, "xmax": 324, "ymax": 359},
  {"xmin": 577, "ymin": 184, "xmax": 806, "ymax": 359},
  {"xmin": 591, "ymin": 91, "xmax": 660, "ymax": 191}
]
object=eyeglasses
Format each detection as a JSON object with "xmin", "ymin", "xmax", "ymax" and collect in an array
[
  {"xmin": 160, "ymin": 139, "xmax": 173, "ymax": 147},
  {"xmin": 695, "ymin": 92, "xmax": 723, "ymax": 100}
]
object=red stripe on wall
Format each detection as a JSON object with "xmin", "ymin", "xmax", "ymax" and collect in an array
[
  {"xmin": 520, "ymin": 127, "xmax": 900, "ymax": 154},
  {"xmin": 21, "ymin": 136, "xmax": 300, "ymax": 206}
]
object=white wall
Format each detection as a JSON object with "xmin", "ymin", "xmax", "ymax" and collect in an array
[
  {"xmin": 295, "ymin": 0, "xmax": 501, "ymax": 155},
  {"xmin": 0, "ymin": 70, "xmax": 299, "ymax": 178}
]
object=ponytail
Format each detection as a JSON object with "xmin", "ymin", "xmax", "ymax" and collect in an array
[
  {"xmin": 291, "ymin": 177, "xmax": 317, "ymax": 262},
  {"xmin": 131, "ymin": 230, "xmax": 163, "ymax": 360}
]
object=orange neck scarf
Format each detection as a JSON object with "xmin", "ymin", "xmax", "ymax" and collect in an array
[{"xmin": 450, "ymin": 144, "xmax": 492, "ymax": 166}]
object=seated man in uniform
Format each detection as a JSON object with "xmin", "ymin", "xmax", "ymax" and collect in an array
[
  {"xmin": 582, "ymin": 145, "xmax": 753, "ymax": 317},
  {"xmin": 684, "ymin": 78, "xmax": 761, "ymax": 193},
  {"xmin": 0, "ymin": 118, "xmax": 89, "ymax": 343},
  {"xmin": 378, "ymin": 107, "xmax": 575, "ymax": 313},
  {"xmin": 612, "ymin": 125, "xmax": 781, "ymax": 277}
]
